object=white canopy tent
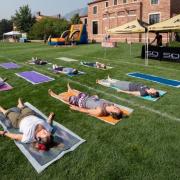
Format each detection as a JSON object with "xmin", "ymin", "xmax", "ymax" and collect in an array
[
  {"xmin": 3, "ymin": 31, "xmax": 22, "ymax": 42},
  {"xmin": 145, "ymin": 14, "xmax": 180, "ymax": 65},
  {"xmin": 107, "ymin": 19, "xmax": 149, "ymax": 65},
  {"xmin": 3, "ymin": 31, "xmax": 21, "ymax": 36}
]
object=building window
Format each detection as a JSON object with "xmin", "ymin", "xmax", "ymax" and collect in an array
[
  {"xmin": 105, "ymin": 1, "xmax": 109, "ymax": 7},
  {"xmin": 93, "ymin": 6, "xmax": 97, "ymax": 14},
  {"xmin": 92, "ymin": 21, "xmax": 98, "ymax": 35},
  {"xmin": 151, "ymin": 0, "xmax": 159, "ymax": 4},
  {"xmin": 117, "ymin": 11, "xmax": 125, "ymax": 16},
  {"xmin": 123, "ymin": 0, "xmax": 127, "ymax": 3},
  {"xmin": 114, "ymin": 0, "xmax": 118, "ymax": 5},
  {"xmin": 149, "ymin": 13, "xmax": 160, "ymax": 24},
  {"xmin": 128, "ymin": 10, "xmax": 136, "ymax": 15},
  {"xmin": 84, "ymin": 18, "xmax": 87, "ymax": 25}
]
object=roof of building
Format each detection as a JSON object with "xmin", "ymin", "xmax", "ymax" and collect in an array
[
  {"xmin": 64, "ymin": 7, "xmax": 88, "ymax": 20},
  {"xmin": 88, "ymin": 0, "xmax": 107, "ymax": 5}
]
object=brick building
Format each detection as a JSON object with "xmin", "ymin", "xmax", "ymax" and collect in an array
[{"xmin": 86, "ymin": 0, "xmax": 180, "ymax": 43}]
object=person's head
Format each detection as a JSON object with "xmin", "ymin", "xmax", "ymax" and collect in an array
[
  {"xmin": 147, "ymin": 88, "xmax": 160, "ymax": 98},
  {"xmin": 72, "ymin": 69, "xmax": 78, "ymax": 74},
  {"xmin": 69, "ymin": 95, "xmax": 79, "ymax": 106},
  {"xmin": 35, "ymin": 129, "xmax": 54, "ymax": 151},
  {"xmin": 101, "ymin": 64, "xmax": 106, "ymax": 69},
  {"xmin": 106, "ymin": 105, "xmax": 123, "ymax": 119}
]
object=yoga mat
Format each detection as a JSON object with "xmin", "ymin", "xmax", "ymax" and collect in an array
[
  {"xmin": 80, "ymin": 61, "xmax": 113, "ymax": 70},
  {"xmin": 127, "ymin": 72, "xmax": 180, "ymax": 88},
  {"xmin": 0, "ymin": 83, "xmax": 13, "ymax": 91},
  {"xmin": 16, "ymin": 71, "xmax": 54, "ymax": 85},
  {"xmin": 50, "ymin": 90, "xmax": 133, "ymax": 125},
  {"xmin": 0, "ymin": 102, "xmax": 85, "ymax": 173},
  {"xmin": 97, "ymin": 79, "xmax": 167, "ymax": 102},
  {"xmin": 56, "ymin": 57, "xmax": 78, "ymax": 62},
  {"xmin": 0, "ymin": 62, "xmax": 20, "ymax": 69}
]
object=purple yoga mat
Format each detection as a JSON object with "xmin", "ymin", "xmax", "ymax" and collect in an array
[
  {"xmin": 16, "ymin": 71, "xmax": 54, "ymax": 85},
  {"xmin": 0, "ymin": 62, "xmax": 20, "ymax": 69},
  {"xmin": 0, "ymin": 83, "xmax": 13, "ymax": 91}
]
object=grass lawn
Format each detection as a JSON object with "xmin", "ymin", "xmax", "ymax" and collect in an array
[{"xmin": 0, "ymin": 42, "xmax": 180, "ymax": 180}]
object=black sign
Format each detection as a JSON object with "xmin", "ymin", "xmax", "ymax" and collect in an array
[{"xmin": 141, "ymin": 45, "xmax": 180, "ymax": 62}]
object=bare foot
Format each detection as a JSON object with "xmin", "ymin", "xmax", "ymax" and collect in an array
[
  {"xmin": 0, "ymin": 106, "xmax": 7, "ymax": 114},
  {"xmin": 67, "ymin": 83, "xmax": 72, "ymax": 91},
  {"xmin": 48, "ymin": 89, "xmax": 58, "ymax": 98},
  {"xmin": 17, "ymin": 98, "xmax": 24, "ymax": 109}
]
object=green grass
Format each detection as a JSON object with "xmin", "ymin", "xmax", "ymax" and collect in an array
[{"xmin": 0, "ymin": 42, "xmax": 180, "ymax": 180}]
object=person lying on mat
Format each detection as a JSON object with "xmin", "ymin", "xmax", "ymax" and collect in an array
[
  {"xmin": 0, "ymin": 78, "xmax": 7, "ymax": 87},
  {"xmin": 97, "ymin": 76, "xmax": 160, "ymax": 98},
  {"xmin": 0, "ymin": 98, "xmax": 55, "ymax": 151},
  {"xmin": 82, "ymin": 61, "xmax": 107, "ymax": 69},
  {"xmin": 48, "ymin": 84, "xmax": 123, "ymax": 120},
  {"xmin": 52, "ymin": 64, "xmax": 78, "ymax": 75},
  {"xmin": 28, "ymin": 57, "xmax": 47, "ymax": 65}
]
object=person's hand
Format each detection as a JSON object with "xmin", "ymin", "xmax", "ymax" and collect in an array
[{"xmin": 0, "ymin": 131, "xmax": 5, "ymax": 136}]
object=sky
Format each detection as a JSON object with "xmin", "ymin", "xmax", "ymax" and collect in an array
[{"xmin": 0, "ymin": 0, "xmax": 90, "ymax": 20}]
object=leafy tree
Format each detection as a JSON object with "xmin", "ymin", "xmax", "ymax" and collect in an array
[
  {"xmin": 0, "ymin": 19, "xmax": 13, "ymax": 39},
  {"xmin": 70, "ymin": 13, "xmax": 82, "ymax": 24},
  {"xmin": 29, "ymin": 17, "xmax": 69, "ymax": 40},
  {"xmin": 11, "ymin": 5, "xmax": 36, "ymax": 33}
]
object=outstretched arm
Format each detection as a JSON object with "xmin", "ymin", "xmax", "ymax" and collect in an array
[
  {"xmin": 47, "ymin": 112, "xmax": 55, "ymax": 125},
  {"xmin": 117, "ymin": 89, "xmax": 141, "ymax": 96},
  {"xmin": 0, "ymin": 131, "xmax": 22, "ymax": 141},
  {"xmin": 70, "ymin": 106, "xmax": 102, "ymax": 116}
]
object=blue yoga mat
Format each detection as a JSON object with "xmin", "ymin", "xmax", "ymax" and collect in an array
[{"xmin": 127, "ymin": 72, "xmax": 180, "ymax": 88}]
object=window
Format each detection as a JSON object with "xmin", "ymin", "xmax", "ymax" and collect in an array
[
  {"xmin": 93, "ymin": 6, "xmax": 97, "ymax": 14},
  {"xmin": 92, "ymin": 21, "xmax": 98, "ymax": 34},
  {"xmin": 128, "ymin": 10, "xmax": 136, "ymax": 15},
  {"xmin": 105, "ymin": 1, "xmax": 109, "ymax": 7},
  {"xmin": 151, "ymin": 0, "xmax": 159, "ymax": 4},
  {"xmin": 123, "ymin": 0, "xmax": 127, "ymax": 3},
  {"xmin": 149, "ymin": 13, "xmax": 160, "ymax": 24},
  {"xmin": 114, "ymin": 0, "xmax": 117, "ymax": 6},
  {"xmin": 117, "ymin": 11, "xmax": 125, "ymax": 16},
  {"xmin": 84, "ymin": 18, "xmax": 87, "ymax": 25}
]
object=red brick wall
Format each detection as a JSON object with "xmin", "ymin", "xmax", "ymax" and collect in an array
[
  {"xmin": 171, "ymin": 0, "xmax": 180, "ymax": 16},
  {"xmin": 87, "ymin": 0, "xmax": 179, "ymax": 43}
]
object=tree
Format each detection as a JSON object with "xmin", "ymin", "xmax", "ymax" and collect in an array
[
  {"xmin": 11, "ymin": 5, "xmax": 36, "ymax": 33},
  {"xmin": 70, "ymin": 13, "xmax": 82, "ymax": 24},
  {"xmin": 29, "ymin": 17, "xmax": 69, "ymax": 40},
  {"xmin": 0, "ymin": 19, "xmax": 13, "ymax": 39}
]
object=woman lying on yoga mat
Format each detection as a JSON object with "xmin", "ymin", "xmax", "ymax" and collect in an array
[
  {"xmin": 81, "ymin": 61, "xmax": 107, "ymax": 69},
  {"xmin": 28, "ymin": 57, "xmax": 47, "ymax": 65},
  {"xmin": 52, "ymin": 64, "xmax": 78, "ymax": 75},
  {"xmin": 97, "ymin": 76, "xmax": 160, "ymax": 98},
  {"xmin": 0, "ymin": 78, "xmax": 7, "ymax": 87},
  {"xmin": 48, "ymin": 84, "xmax": 123, "ymax": 120},
  {"xmin": 0, "ymin": 98, "xmax": 55, "ymax": 151}
]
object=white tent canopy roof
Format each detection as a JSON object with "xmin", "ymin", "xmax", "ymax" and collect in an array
[
  {"xmin": 148, "ymin": 14, "xmax": 180, "ymax": 32},
  {"xmin": 3, "ymin": 31, "xmax": 22, "ymax": 36},
  {"xmin": 107, "ymin": 19, "xmax": 148, "ymax": 34}
]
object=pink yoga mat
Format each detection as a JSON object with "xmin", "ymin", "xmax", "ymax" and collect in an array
[{"xmin": 0, "ymin": 83, "xmax": 13, "ymax": 91}]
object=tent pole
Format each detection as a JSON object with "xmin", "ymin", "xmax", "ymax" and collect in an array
[
  {"xmin": 145, "ymin": 33, "xmax": 147, "ymax": 61},
  {"xmin": 145, "ymin": 31, "xmax": 149, "ymax": 66}
]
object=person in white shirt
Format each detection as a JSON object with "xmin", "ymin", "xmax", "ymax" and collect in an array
[{"xmin": 0, "ymin": 98, "xmax": 55, "ymax": 151}]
